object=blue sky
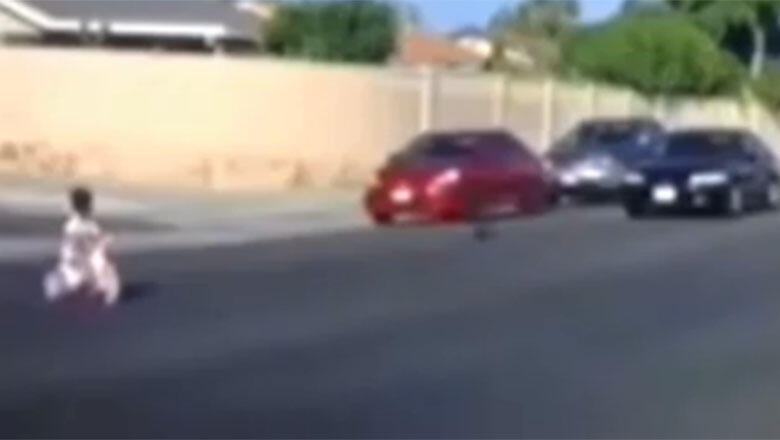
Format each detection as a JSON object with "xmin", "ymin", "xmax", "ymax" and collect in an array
[{"xmin": 409, "ymin": 0, "xmax": 625, "ymax": 32}]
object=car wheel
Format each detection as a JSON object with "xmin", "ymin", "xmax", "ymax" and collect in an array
[
  {"xmin": 515, "ymin": 193, "xmax": 543, "ymax": 215},
  {"xmin": 624, "ymin": 201, "xmax": 648, "ymax": 219},
  {"xmin": 722, "ymin": 186, "xmax": 744, "ymax": 218},
  {"xmin": 371, "ymin": 212, "xmax": 393, "ymax": 226},
  {"xmin": 546, "ymin": 189, "xmax": 561, "ymax": 209},
  {"xmin": 764, "ymin": 182, "xmax": 780, "ymax": 210}
]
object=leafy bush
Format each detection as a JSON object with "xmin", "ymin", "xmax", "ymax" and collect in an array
[
  {"xmin": 265, "ymin": 1, "xmax": 397, "ymax": 63},
  {"xmin": 562, "ymin": 14, "xmax": 744, "ymax": 96},
  {"xmin": 752, "ymin": 67, "xmax": 780, "ymax": 111}
]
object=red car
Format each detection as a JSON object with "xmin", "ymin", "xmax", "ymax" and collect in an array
[{"xmin": 365, "ymin": 130, "xmax": 557, "ymax": 224}]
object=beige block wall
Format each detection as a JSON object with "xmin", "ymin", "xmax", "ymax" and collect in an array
[
  {"xmin": 505, "ymin": 79, "xmax": 545, "ymax": 152},
  {"xmin": 0, "ymin": 49, "xmax": 425, "ymax": 191},
  {"xmin": 0, "ymin": 47, "xmax": 778, "ymax": 192}
]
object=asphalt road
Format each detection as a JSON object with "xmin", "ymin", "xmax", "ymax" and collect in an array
[
  {"xmin": 0, "ymin": 208, "xmax": 172, "ymax": 237},
  {"xmin": 4, "ymin": 206, "xmax": 780, "ymax": 437}
]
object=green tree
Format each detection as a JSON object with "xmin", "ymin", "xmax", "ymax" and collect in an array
[
  {"xmin": 489, "ymin": 0, "xmax": 580, "ymax": 41},
  {"xmin": 265, "ymin": 1, "xmax": 397, "ymax": 63},
  {"xmin": 563, "ymin": 14, "xmax": 743, "ymax": 96},
  {"xmin": 667, "ymin": 0, "xmax": 780, "ymax": 78},
  {"xmin": 487, "ymin": 0, "xmax": 580, "ymax": 72}
]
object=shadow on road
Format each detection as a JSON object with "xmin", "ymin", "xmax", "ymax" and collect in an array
[
  {"xmin": 630, "ymin": 209, "xmax": 779, "ymax": 222},
  {"xmin": 121, "ymin": 282, "xmax": 159, "ymax": 304}
]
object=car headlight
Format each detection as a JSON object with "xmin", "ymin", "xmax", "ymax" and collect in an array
[
  {"xmin": 688, "ymin": 171, "xmax": 729, "ymax": 188},
  {"xmin": 588, "ymin": 155, "xmax": 617, "ymax": 169},
  {"xmin": 426, "ymin": 168, "xmax": 461, "ymax": 195},
  {"xmin": 573, "ymin": 155, "xmax": 621, "ymax": 180},
  {"xmin": 623, "ymin": 171, "xmax": 645, "ymax": 185}
]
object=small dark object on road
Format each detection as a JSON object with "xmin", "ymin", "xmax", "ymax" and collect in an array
[{"xmin": 472, "ymin": 220, "xmax": 496, "ymax": 241}]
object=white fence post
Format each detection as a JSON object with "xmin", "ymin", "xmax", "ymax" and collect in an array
[
  {"xmin": 587, "ymin": 82, "xmax": 597, "ymax": 118},
  {"xmin": 419, "ymin": 66, "xmax": 437, "ymax": 132},
  {"xmin": 540, "ymin": 77, "xmax": 555, "ymax": 151},
  {"xmin": 653, "ymin": 95, "xmax": 665, "ymax": 126},
  {"xmin": 748, "ymin": 99, "xmax": 761, "ymax": 133},
  {"xmin": 624, "ymin": 90, "xmax": 634, "ymax": 116},
  {"xmin": 493, "ymin": 74, "xmax": 509, "ymax": 127}
]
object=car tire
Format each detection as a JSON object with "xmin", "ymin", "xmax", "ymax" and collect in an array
[
  {"xmin": 764, "ymin": 181, "xmax": 780, "ymax": 211},
  {"xmin": 547, "ymin": 189, "xmax": 561, "ymax": 210},
  {"xmin": 722, "ymin": 186, "xmax": 744, "ymax": 218},
  {"xmin": 624, "ymin": 201, "xmax": 648, "ymax": 219},
  {"xmin": 515, "ymin": 193, "xmax": 546, "ymax": 215},
  {"xmin": 371, "ymin": 212, "xmax": 393, "ymax": 226}
]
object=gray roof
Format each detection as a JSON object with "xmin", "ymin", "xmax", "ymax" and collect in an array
[{"xmin": 24, "ymin": 0, "xmax": 261, "ymax": 41}]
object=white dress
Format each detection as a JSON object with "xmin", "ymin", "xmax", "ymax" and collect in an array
[{"xmin": 58, "ymin": 216, "xmax": 103, "ymax": 289}]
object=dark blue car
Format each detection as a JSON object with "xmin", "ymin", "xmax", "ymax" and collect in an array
[
  {"xmin": 546, "ymin": 118, "xmax": 665, "ymax": 200},
  {"xmin": 621, "ymin": 128, "xmax": 780, "ymax": 218}
]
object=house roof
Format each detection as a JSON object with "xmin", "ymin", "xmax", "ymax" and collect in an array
[
  {"xmin": 397, "ymin": 30, "xmax": 485, "ymax": 67},
  {"xmin": 0, "ymin": 0, "xmax": 267, "ymax": 43}
]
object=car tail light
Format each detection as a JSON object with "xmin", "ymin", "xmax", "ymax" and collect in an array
[{"xmin": 426, "ymin": 168, "xmax": 461, "ymax": 196}]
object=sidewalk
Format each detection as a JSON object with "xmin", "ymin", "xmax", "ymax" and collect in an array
[{"xmin": 0, "ymin": 177, "xmax": 368, "ymax": 259}]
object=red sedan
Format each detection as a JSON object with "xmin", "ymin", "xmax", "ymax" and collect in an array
[{"xmin": 365, "ymin": 130, "xmax": 557, "ymax": 224}]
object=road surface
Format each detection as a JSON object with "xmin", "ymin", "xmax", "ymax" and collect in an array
[{"xmin": 3, "ymin": 206, "xmax": 780, "ymax": 437}]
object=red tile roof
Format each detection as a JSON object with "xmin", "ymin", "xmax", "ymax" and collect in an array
[{"xmin": 397, "ymin": 30, "xmax": 485, "ymax": 68}]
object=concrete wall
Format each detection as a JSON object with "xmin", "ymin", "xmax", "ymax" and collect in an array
[
  {"xmin": 0, "ymin": 48, "xmax": 426, "ymax": 190},
  {"xmin": 0, "ymin": 48, "xmax": 775, "ymax": 192}
]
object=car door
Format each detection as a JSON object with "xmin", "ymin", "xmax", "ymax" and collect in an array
[
  {"xmin": 747, "ymin": 134, "xmax": 778, "ymax": 191},
  {"xmin": 496, "ymin": 136, "xmax": 546, "ymax": 209},
  {"xmin": 470, "ymin": 144, "xmax": 509, "ymax": 211},
  {"xmin": 738, "ymin": 134, "xmax": 774, "ymax": 202}
]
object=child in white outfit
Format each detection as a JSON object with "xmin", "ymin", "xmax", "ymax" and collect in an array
[{"xmin": 44, "ymin": 187, "xmax": 120, "ymax": 306}]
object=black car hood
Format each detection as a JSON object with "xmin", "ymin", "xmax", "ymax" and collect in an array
[
  {"xmin": 548, "ymin": 142, "xmax": 650, "ymax": 167},
  {"xmin": 638, "ymin": 156, "xmax": 745, "ymax": 181}
]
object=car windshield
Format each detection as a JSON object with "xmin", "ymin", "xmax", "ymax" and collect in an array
[
  {"xmin": 554, "ymin": 121, "xmax": 659, "ymax": 159},
  {"xmin": 404, "ymin": 137, "xmax": 472, "ymax": 159},
  {"xmin": 664, "ymin": 132, "xmax": 745, "ymax": 158},
  {"xmin": 420, "ymin": 142, "xmax": 474, "ymax": 159},
  {"xmin": 580, "ymin": 122, "xmax": 648, "ymax": 144}
]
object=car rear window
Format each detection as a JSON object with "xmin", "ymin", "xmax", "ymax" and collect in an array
[
  {"xmin": 581, "ymin": 123, "xmax": 644, "ymax": 143},
  {"xmin": 580, "ymin": 121, "xmax": 658, "ymax": 142},
  {"xmin": 664, "ymin": 132, "xmax": 745, "ymax": 157},
  {"xmin": 400, "ymin": 132, "xmax": 530, "ymax": 162},
  {"xmin": 552, "ymin": 120, "xmax": 662, "ymax": 159}
]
